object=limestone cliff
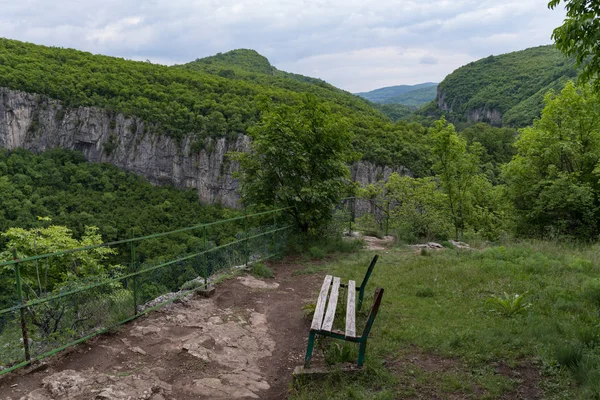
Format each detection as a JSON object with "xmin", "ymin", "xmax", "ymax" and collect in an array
[{"xmin": 0, "ymin": 87, "xmax": 407, "ymax": 207}]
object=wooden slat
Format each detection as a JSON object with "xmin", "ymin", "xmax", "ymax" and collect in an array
[
  {"xmin": 322, "ymin": 277, "xmax": 340, "ymax": 331},
  {"xmin": 345, "ymin": 280, "xmax": 356, "ymax": 337},
  {"xmin": 311, "ymin": 275, "xmax": 333, "ymax": 330}
]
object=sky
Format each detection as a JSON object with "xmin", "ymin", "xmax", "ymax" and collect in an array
[{"xmin": 0, "ymin": 0, "xmax": 567, "ymax": 93}]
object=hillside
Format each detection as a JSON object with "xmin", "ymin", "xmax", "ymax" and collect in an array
[
  {"xmin": 356, "ymin": 82, "xmax": 437, "ymax": 106},
  {"xmin": 0, "ymin": 39, "xmax": 432, "ymax": 175},
  {"xmin": 421, "ymin": 45, "xmax": 577, "ymax": 127}
]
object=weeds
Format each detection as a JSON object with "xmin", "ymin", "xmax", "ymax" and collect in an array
[
  {"xmin": 487, "ymin": 292, "xmax": 531, "ymax": 317},
  {"xmin": 250, "ymin": 262, "xmax": 274, "ymax": 278}
]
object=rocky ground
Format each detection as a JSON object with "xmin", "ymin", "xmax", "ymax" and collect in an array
[{"xmin": 0, "ymin": 261, "xmax": 324, "ymax": 400}]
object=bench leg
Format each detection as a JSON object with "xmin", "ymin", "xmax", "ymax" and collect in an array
[
  {"xmin": 357, "ymin": 340, "xmax": 367, "ymax": 367},
  {"xmin": 304, "ymin": 331, "xmax": 316, "ymax": 368}
]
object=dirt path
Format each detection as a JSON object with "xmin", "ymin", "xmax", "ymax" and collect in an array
[{"xmin": 0, "ymin": 260, "xmax": 322, "ymax": 400}]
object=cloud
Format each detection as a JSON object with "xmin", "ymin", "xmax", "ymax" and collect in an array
[
  {"xmin": 0, "ymin": 0, "xmax": 567, "ymax": 92},
  {"xmin": 419, "ymin": 55, "xmax": 438, "ymax": 65}
]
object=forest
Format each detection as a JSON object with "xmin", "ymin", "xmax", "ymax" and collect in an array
[
  {"xmin": 421, "ymin": 45, "xmax": 578, "ymax": 128},
  {"xmin": 0, "ymin": 39, "xmax": 431, "ymax": 173}
]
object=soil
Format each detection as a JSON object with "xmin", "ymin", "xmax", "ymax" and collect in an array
[
  {"xmin": 0, "ymin": 259, "xmax": 323, "ymax": 400},
  {"xmin": 361, "ymin": 235, "xmax": 394, "ymax": 251}
]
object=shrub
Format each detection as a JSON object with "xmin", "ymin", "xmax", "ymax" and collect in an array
[
  {"xmin": 180, "ymin": 279, "xmax": 205, "ymax": 291},
  {"xmin": 309, "ymin": 246, "xmax": 326, "ymax": 259},
  {"xmin": 251, "ymin": 262, "xmax": 274, "ymax": 279}
]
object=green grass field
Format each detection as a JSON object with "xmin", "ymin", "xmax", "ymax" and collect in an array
[{"xmin": 291, "ymin": 241, "xmax": 600, "ymax": 399}]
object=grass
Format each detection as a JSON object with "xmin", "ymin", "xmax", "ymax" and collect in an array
[{"xmin": 290, "ymin": 240, "xmax": 600, "ymax": 399}]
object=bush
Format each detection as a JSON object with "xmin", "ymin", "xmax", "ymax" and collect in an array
[
  {"xmin": 309, "ymin": 246, "xmax": 326, "ymax": 259},
  {"xmin": 180, "ymin": 279, "xmax": 205, "ymax": 291},
  {"xmin": 355, "ymin": 214, "xmax": 380, "ymax": 236},
  {"xmin": 251, "ymin": 262, "xmax": 274, "ymax": 279}
]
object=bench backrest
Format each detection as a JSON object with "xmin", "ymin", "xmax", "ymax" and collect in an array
[{"xmin": 360, "ymin": 287, "xmax": 384, "ymax": 339}]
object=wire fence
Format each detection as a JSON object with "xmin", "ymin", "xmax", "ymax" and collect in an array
[
  {"xmin": 0, "ymin": 208, "xmax": 292, "ymax": 375},
  {"xmin": 339, "ymin": 197, "xmax": 392, "ymax": 237}
]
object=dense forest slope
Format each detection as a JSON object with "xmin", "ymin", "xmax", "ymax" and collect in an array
[
  {"xmin": 0, "ymin": 39, "xmax": 428, "ymax": 205},
  {"xmin": 356, "ymin": 83, "xmax": 437, "ymax": 106},
  {"xmin": 421, "ymin": 46, "xmax": 577, "ymax": 127}
]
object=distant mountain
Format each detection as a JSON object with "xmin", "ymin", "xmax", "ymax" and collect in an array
[
  {"xmin": 356, "ymin": 83, "xmax": 438, "ymax": 106},
  {"xmin": 420, "ymin": 45, "xmax": 578, "ymax": 128}
]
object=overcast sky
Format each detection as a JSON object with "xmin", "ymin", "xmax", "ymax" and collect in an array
[{"xmin": 0, "ymin": 0, "xmax": 566, "ymax": 92}]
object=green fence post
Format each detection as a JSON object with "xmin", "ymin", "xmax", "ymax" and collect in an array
[
  {"xmin": 131, "ymin": 229, "xmax": 138, "ymax": 317},
  {"xmin": 385, "ymin": 202, "xmax": 390, "ymax": 236},
  {"xmin": 12, "ymin": 249, "xmax": 31, "ymax": 362},
  {"xmin": 203, "ymin": 225, "xmax": 208, "ymax": 289},
  {"xmin": 244, "ymin": 210, "xmax": 249, "ymax": 266}
]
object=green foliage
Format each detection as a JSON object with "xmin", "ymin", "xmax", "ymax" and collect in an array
[
  {"xmin": 503, "ymin": 82, "xmax": 600, "ymax": 237},
  {"xmin": 180, "ymin": 279, "xmax": 204, "ymax": 291},
  {"xmin": 422, "ymin": 45, "xmax": 578, "ymax": 127},
  {"xmin": 0, "ymin": 148, "xmax": 244, "ymax": 299},
  {"xmin": 371, "ymin": 102, "xmax": 417, "ymax": 122},
  {"xmin": 431, "ymin": 119, "xmax": 482, "ymax": 239},
  {"xmin": 0, "ymin": 223, "xmax": 118, "ymax": 293},
  {"xmin": 582, "ymin": 279, "xmax": 600, "ymax": 308},
  {"xmin": 549, "ymin": 0, "xmax": 600, "ymax": 91},
  {"xmin": 0, "ymin": 223, "xmax": 124, "ymax": 340},
  {"xmin": 308, "ymin": 246, "xmax": 327, "ymax": 259},
  {"xmin": 460, "ymin": 123, "xmax": 517, "ymax": 184},
  {"xmin": 250, "ymin": 262, "xmax": 274, "ymax": 279},
  {"xmin": 356, "ymin": 83, "xmax": 437, "ymax": 106},
  {"xmin": 232, "ymin": 95, "xmax": 358, "ymax": 233},
  {"xmin": 184, "ymin": 49, "xmax": 276, "ymax": 75},
  {"xmin": 0, "ymin": 39, "xmax": 433, "ymax": 172},
  {"xmin": 487, "ymin": 292, "xmax": 531, "ymax": 317},
  {"xmin": 385, "ymin": 173, "xmax": 452, "ymax": 241},
  {"xmin": 383, "ymin": 86, "xmax": 437, "ymax": 107}
]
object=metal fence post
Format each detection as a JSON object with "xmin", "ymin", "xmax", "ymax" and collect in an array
[
  {"xmin": 12, "ymin": 249, "xmax": 31, "ymax": 362},
  {"xmin": 203, "ymin": 225, "xmax": 208, "ymax": 289},
  {"xmin": 385, "ymin": 202, "xmax": 390, "ymax": 236},
  {"xmin": 131, "ymin": 230, "xmax": 138, "ymax": 317},
  {"xmin": 244, "ymin": 210, "xmax": 249, "ymax": 266}
]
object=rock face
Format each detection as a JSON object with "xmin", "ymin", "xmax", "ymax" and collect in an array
[
  {"xmin": 0, "ymin": 87, "xmax": 408, "ymax": 207},
  {"xmin": 437, "ymin": 89, "xmax": 502, "ymax": 126}
]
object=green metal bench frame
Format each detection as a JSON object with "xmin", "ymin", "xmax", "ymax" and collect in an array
[
  {"xmin": 304, "ymin": 255, "xmax": 383, "ymax": 368},
  {"xmin": 343, "ymin": 255, "xmax": 378, "ymax": 311}
]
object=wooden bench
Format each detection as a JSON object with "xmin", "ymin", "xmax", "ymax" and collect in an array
[{"xmin": 304, "ymin": 255, "xmax": 383, "ymax": 368}]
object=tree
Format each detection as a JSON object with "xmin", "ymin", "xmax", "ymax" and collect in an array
[
  {"xmin": 0, "ymin": 222, "xmax": 122, "ymax": 337},
  {"xmin": 431, "ymin": 118, "xmax": 481, "ymax": 239},
  {"xmin": 503, "ymin": 82, "xmax": 600, "ymax": 237},
  {"xmin": 231, "ymin": 95, "xmax": 359, "ymax": 233},
  {"xmin": 549, "ymin": 0, "xmax": 600, "ymax": 89},
  {"xmin": 384, "ymin": 174, "xmax": 452, "ymax": 241}
]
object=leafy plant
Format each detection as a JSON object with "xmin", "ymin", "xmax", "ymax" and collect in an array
[
  {"xmin": 250, "ymin": 262, "xmax": 274, "ymax": 279},
  {"xmin": 487, "ymin": 292, "xmax": 531, "ymax": 317}
]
